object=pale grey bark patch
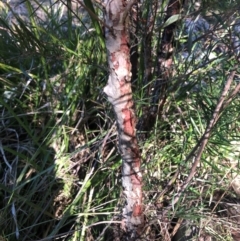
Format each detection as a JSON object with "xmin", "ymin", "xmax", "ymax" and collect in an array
[{"xmin": 103, "ymin": 0, "xmax": 144, "ymax": 237}]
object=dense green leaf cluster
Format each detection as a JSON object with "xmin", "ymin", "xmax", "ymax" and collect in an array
[{"xmin": 0, "ymin": 0, "xmax": 239, "ymax": 240}]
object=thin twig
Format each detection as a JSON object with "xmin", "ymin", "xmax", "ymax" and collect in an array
[
  {"xmin": 161, "ymin": 69, "xmax": 236, "ymax": 216},
  {"xmin": 222, "ymin": 82, "xmax": 240, "ymax": 108},
  {"xmin": 145, "ymin": 69, "xmax": 237, "ymax": 229}
]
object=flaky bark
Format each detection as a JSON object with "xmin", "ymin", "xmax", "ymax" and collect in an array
[
  {"xmin": 103, "ymin": 0, "xmax": 144, "ymax": 237},
  {"xmin": 153, "ymin": 0, "xmax": 184, "ymax": 113},
  {"xmin": 137, "ymin": 0, "xmax": 184, "ymax": 141}
]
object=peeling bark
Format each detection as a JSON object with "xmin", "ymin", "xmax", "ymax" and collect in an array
[
  {"xmin": 103, "ymin": 0, "xmax": 144, "ymax": 237},
  {"xmin": 129, "ymin": 1, "xmax": 139, "ymax": 86},
  {"xmin": 137, "ymin": 0, "xmax": 184, "ymax": 140},
  {"xmin": 153, "ymin": 0, "xmax": 184, "ymax": 114}
]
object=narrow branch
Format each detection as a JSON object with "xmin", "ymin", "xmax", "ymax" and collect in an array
[
  {"xmin": 223, "ymin": 82, "xmax": 240, "ymax": 108},
  {"xmin": 149, "ymin": 69, "xmax": 237, "ymax": 224}
]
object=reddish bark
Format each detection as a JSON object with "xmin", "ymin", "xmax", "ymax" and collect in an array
[
  {"xmin": 103, "ymin": 0, "xmax": 144, "ymax": 237},
  {"xmin": 137, "ymin": 0, "xmax": 184, "ymax": 140}
]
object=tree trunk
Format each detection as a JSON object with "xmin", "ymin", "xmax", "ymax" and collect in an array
[
  {"xmin": 103, "ymin": 0, "xmax": 144, "ymax": 238},
  {"xmin": 137, "ymin": 0, "xmax": 184, "ymax": 140}
]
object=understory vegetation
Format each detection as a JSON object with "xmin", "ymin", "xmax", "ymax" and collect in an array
[{"xmin": 0, "ymin": 0, "xmax": 240, "ymax": 240}]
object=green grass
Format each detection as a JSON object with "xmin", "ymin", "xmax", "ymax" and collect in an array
[{"xmin": 0, "ymin": 1, "xmax": 240, "ymax": 241}]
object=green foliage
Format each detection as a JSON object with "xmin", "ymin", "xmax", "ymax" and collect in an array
[
  {"xmin": 0, "ymin": 0, "xmax": 240, "ymax": 240},
  {"xmin": 0, "ymin": 1, "xmax": 114, "ymax": 240}
]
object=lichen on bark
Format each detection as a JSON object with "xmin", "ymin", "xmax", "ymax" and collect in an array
[{"xmin": 103, "ymin": 0, "xmax": 144, "ymax": 236}]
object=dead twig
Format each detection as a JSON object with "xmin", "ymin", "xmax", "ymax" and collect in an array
[
  {"xmin": 162, "ymin": 68, "xmax": 237, "ymax": 216},
  {"xmin": 145, "ymin": 68, "xmax": 238, "ymax": 232}
]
